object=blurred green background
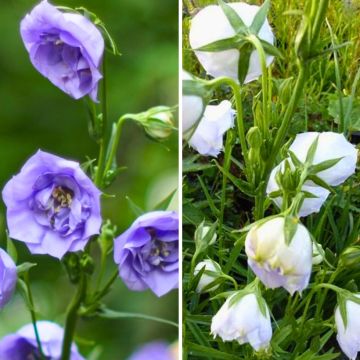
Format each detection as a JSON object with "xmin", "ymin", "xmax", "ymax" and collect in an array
[{"xmin": 0, "ymin": 0, "xmax": 178, "ymax": 359}]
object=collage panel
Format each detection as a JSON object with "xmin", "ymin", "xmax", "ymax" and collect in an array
[
  {"xmin": 0, "ymin": 0, "xmax": 178, "ymax": 359},
  {"xmin": 182, "ymin": 0, "xmax": 359, "ymax": 359}
]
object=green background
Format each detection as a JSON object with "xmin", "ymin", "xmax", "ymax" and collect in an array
[{"xmin": 0, "ymin": 0, "xmax": 178, "ymax": 359}]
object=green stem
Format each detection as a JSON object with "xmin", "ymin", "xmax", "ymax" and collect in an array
[
  {"xmin": 207, "ymin": 77, "xmax": 248, "ymax": 162},
  {"xmin": 95, "ymin": 54, "xmax": 108, "ymax": 188},
  {"xmin": 103, "ymin": 115, "xmax": 127, "ymax": 175},
  {"xmin": 247, "ymin": 35, "xmax": 270, "ymax": 136},
  {"xmin": 61, "ymin": 274, "xmax": 87, "ymax": 360},
  {"xmin": 24, "ymin": 274, "xmax": 45, "ymax": 360},
  {"xmin": 93, "ymin": 269, "xmax": 119, "ymax": 303}
]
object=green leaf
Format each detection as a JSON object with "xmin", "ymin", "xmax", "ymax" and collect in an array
[
  {"xmin": 337, "ymin": 294, "xmax": 348, "ymax": 329},
  {"xmin": 186, "ymin": 342, "xmax": 240, "ymax": 360},
  {"xmin": 284, "ymin": 216, "xmax": 298, "ymax": 245},
  {"xmin": 154, "ymin": 189, "xmax": 177, "ymax": 211},
  {"xmin": 307, "ymin": 175, "xmax": 333, "ymax": 192},
  {"xmin": 218, "ymin": 0, "xmax": 247, "ymax": 34},
  {"xmin": 288, "ymin": 150, "xmax": 303, "ymax": 168},
  {"xmin": 125, "ymin": 196, "xmax": 144, "ymax": 217},
  {"xmin": 302, "ymin": 191, "xmax": 318, "ymax": 199},
  {"xmin": 17, "ymin": 262, "xmax": 37, "ymax": 275},
  {"xmin": 98, "ymin": 308, "xmax": 178, "ymax": 327},
  {"xmin": 309, "ymin": 157, "xmax": 343, "ymax": 174},
  {"xmin": 256, "ymin": 294, "xmax": 268, "ymax": 318},
  {"xmin": 194, "ymin": 36, "xmax": 243, "ymax": 52},
  {"xmin": 305, "ymin": 135, "xmax": 319, "ymax": 164},
  {"xmin": 250, "ymin": 0, "xmax": 271, "ymax": 34},
  {"xmin": 260, "ymin": 39, "xmax": 283, "ymax": 58},
  {"xmin": 328, "ymin": 94, "xmax": 360, "ymax": 131},
  {"xmin": 238, "ymin": 44, "xmax": 253, "ymax": 85}
]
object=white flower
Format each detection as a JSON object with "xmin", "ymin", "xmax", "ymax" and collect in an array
[
  {"xmin": 189, "ymin": 3, "xmax": 274, "ymax": 83},
  {"xmin": 245, "ymin": 217, "xmax": 312, "ymax": 295},
  {"xmin": 289, "ymin": 132, "xmax": 358, "ymax": 186},
  {"xmin": 211, "ymin": 292, "xmax": 272, "ymax": 351},
  {"xmin": 266, "ymin": 160, "xmax": 330, "ymax": 217},
  {"xmin": 189, "ymin": 100, "xmax": 235, "ymax": 156},
  {"xmin": 335, "ymin": 295, "xmax": 360, "ymax": 360},
  {"xmin": 194, "ymin": 259, "xmax": 221, "ymax": 293},
  {"xmin": 182, "ymin": 70, "xmax": 205, "ymax": 134}
]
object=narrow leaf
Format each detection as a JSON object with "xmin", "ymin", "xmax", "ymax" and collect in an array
[
  {"xmin": 338, "ymin": 294, "xmax": 348, "ymax": 329},
  {"xmin": 284, "ymin": 216, "xmax": 298, "ymax": 245},
  {"xmin": 238, "ymin": 44, "xmax": 252, "ymax": 85},
  {"xmin": 305, "ymin": 135, "xmax": 319, "ymax": 164},
  {"xmin": 194, "ymin": 36, "xmax": 241, "ymax": 52},
  {"xmin": 260, "ymin": 39, "xmax": 283, "ymax": 58},
  {"xmin": 154, "ymin": 189, "xmax": 177, "ymax": 211},
  {"xmin": 288, "ymin": 150, "xmax": 303, "ymax": 168},
  {"xmin": 218, "ymin": 0, "xmax": 247, "ymax": 33},
  {"xmin": 309, "ymin": 157, "xmax": 343, "ymax": 174},
  {"xmin": 307, "ymin": 175, "xmax": 333, "ymax": 192},
  {"xmin": 250, "ymin": 0, "xmax": 271, "ymax": 34},
  {"xmin": 125, "ymin": 196, "xmax": 144, "ymax": 216}
]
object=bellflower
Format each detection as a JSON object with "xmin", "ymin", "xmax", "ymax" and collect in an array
[
  {"xmin": 335, "ymin": 295, "xmax": 360, "ymax": 360},
  {"xmin": 114, "ymin": 211, "xmax": 179, "ymax": 297},
  {"xmin": 0, "ymin": 321, "xmax": 84, "ymax": 360},
  {"xmin": 0, "ymin": 248, "xmax": 17, "ymax": 310},
  {"xmin": 20, "ymin": 0, "xmax": 104, "ymax": 101},
  {"xmin": 289, "ymin": 132, "xmax": 358, "ymax": 186},
  {"xmin": 189, "ymin": 100, "xmax": 235, "ymax": 157},
  {"xmin": 189, "ymin": 3, "xmax": 274, "ymax": 83},
  {"xmin": 266, "ymin": 160, "xmax": 330, "ymax": 217},
  {"xmin": 211, "ymin": 292, "xmax": 272, "ymax": 351},
  {"xmin": 182, "ymin": 70, "xmax": 205, "ymax": 133},
  {"xmin": 245, "ymin": 217, "xmax": 313, "ymax": 295},
  {"xmin": 128, "ymin": 341, "xmax": 175, "ymax": 360},
  {"xmin": 2, "ymin": 150, "xmax": 102, "ymax": 259},
  {"xmin": 194, "ymin": 259, "xmax": 221, "ymax": 293}
]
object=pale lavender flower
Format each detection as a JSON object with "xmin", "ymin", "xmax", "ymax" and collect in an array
[
  {"xmin": 114, "ymin": 211, "xmax": 179, "ymax": 297},
  {"xmin": 128, "ymin": 341, "xmax": 175, "ymax": 360},
  {"xmin": 2, "ymin": 150, "xmax": 102, "ymax": 259},
  {"xmin": 20, "ymin": 0, "xmax": 104, "ymax": 101},
  {"xmin": 0, "ymin": 321, "xmax": 84, "ymax": 360},
  {"xmin": 0, "ymin": 248, "xmax": 17, "ymax": 310}
]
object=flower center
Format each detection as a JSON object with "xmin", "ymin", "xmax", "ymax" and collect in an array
[
  {"xmin": 141, "ymin": 228, "xmax": 176, "ymax": 268},
  {"xmin": 52, "ymin": 186, "xmax": 73, "ymax": 210}
]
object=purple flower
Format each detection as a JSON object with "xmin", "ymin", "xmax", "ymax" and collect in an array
[
  {"xmin": 20, "ymin": 0, "xmax": 104, "ymax": 101},
  {"xmin": 0, "ymin": 248, "xmax": 17, "ymax": 310},
  {"xmin": 2, "ymin": 150, "xmax": 102, "ymax": 259},
  {"xmin": 114, "ymin": 211, "xmax": 179, "ymax": 297},
  {"xmin": 0, "ymin": 321, "xmax": 84, "ymax": 360},
  {"xmin": 128, "ymin": 341, "xmax": 175, "ymax": 360}
]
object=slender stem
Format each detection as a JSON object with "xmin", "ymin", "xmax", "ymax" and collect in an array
[
  {"xmin": 61, "ymin": 274, "xmax": 87, "ymax": 360},
  {"xmin": 24, "ymin": 274, "xmax": 45, "ymax": 359},
  {"xmin": 93, "ymin": 269, "xmax": 119, "ymax": 303},
  {"xmin": 95, "ymin": 54, "xmax": 108, "ymax": 188},
  {"xmin": 207, "ymin": 77, "xmax": 248, "ymax": 162},
  {"xmin": 220, "ymin": 133, "xmax": 233, "ymax": 231},
  {"xmin": 247, "ymin": 35, "xmax": 270, "ymax": 136},
  {"xmin": 103, "ymin": 116, "xmax": 127, "ymax": 175}
]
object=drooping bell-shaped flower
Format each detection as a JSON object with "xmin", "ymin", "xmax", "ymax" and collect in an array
[
  {"xmin": 211, "ymin": 292, "xmax": 272, "ymax": 351},
  {"xmin": 194, "ymin": 259, "xmax": 222, "ymax": 293},
  {"xmin": 189, "ymin": 2, "xmax": 275, "ymax": 83},
  {"xmin": 245, "ymin": 216, "xmax": 313, "ymax": 295}
]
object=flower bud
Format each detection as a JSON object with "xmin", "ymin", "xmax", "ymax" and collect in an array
[
  {"xmin": 245, "ymin": 217, "xmax": 312, "ymax": 295},
  {"xmin": 246, "ymin": 126, "xmax": 262, "ymax": 148},
  {"xmin": 194, "ymin": 259, "xmax": 222, "ymax": 293},
  {"xmin": 335, "ymin": 294, "xmax": 360, "ymax": 360},
  {"xmin": 189, "ymin": 3, "xmax": 274, "ymax": 83},
  {"xmin": 0, "ymin": 248, "xmax": 17, "ymax": 309},
  {"xmin": 182, "ymin": 70, "xmax": 206, "ymax": 134},
  {"xmin": 266, "ymin": 160, "xmax": 330, "ymax": 217},
  {"xmin": 312, "ymin": 241, "xmax": 324, "ymax": 265},
  {"xmin": 189, "ymin": 100, "xmax": 235, "ymax": 157},
  {"xmin": 211, "ymin": 292, "xmax": 272, "ymax": 351},
  {"xmin": 142, "ymin": 106, "xmax": 175, "ymax": 141},
  {"xmin": 339, "ymin": 246, "xmax": 360, "ymax": 269},
  {"xmin": 194, "ymin": 225, "xmax": 217, "ymax": 248},
  {"xmin": 289, "ymin": 132, "xmax": 358, "ymax": 186}
]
